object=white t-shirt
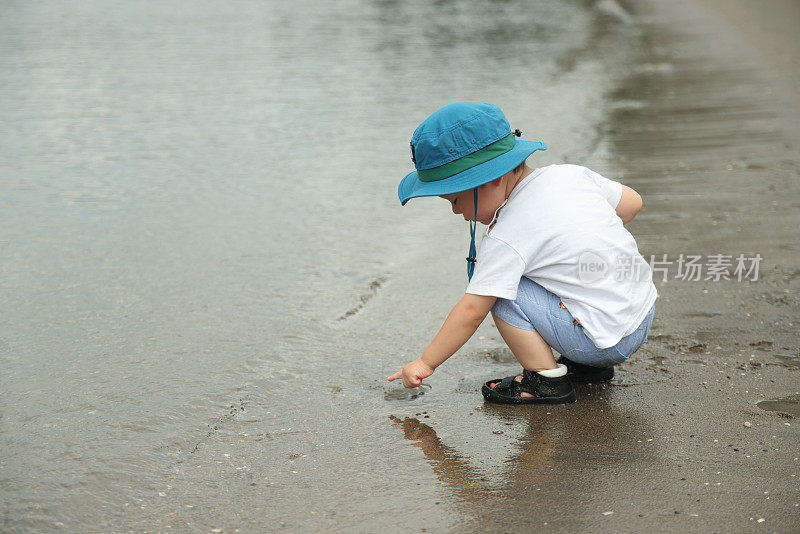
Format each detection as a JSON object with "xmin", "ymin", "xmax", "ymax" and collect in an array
[{"xmin": 466, "ymin": 164, "xmax": 658, "ymax": 349}]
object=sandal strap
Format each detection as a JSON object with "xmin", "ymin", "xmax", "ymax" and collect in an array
[
  {"xmin": 494, "ymin": 374, "xmax": 537, "ymax": 398},
  {"xmin": 521, "ymin": 369, "xmax": 543, "ymax": 387},
  {"xmin": 492, "ymin": 376, "xmax": 516, "ymax": 393}
]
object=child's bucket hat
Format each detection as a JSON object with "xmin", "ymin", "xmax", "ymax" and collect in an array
[
  {"xmin": 398, "ymin": 101, "xmax": 547, "ymax": 205},
  {"xmin": 397, "ymin": 101, "xmax": 547, "ymax": 280}
]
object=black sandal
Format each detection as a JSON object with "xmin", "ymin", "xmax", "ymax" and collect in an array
[
  {"xmin": 559, "ymin": 357, "xmax": 614, "ymax": 383},
  {"xmin": 481, "ymin": 369, "xmax": 577, "ymax": 405}
]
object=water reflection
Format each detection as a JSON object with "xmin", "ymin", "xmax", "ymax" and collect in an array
[{"xmin": 391, "ymin": 386, "xmax": 656, "ymax": 530}]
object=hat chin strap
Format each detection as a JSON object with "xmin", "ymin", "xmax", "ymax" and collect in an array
[{"xmin": 467, "ymin": 188, "xmax": 478, "ymax": 281}]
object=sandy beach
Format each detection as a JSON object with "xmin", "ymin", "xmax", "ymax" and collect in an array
[
  {"xmin": 422, "ymin": 0, "xmax": 800, "ymax": 530},
  {"xmin": 1, "ymin": 0, "xmax": 798, "ymax": 532},
  {"xmin": 387, "ymin": 0, "xmax": 800, "ymax": 527}
]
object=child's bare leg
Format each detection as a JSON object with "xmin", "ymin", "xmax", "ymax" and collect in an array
[
  {"xmin": 492, "ymin": 313, "xmax": 558, "ymax": 370},
  {"xmin": 490, "ymin": 313, "xmax": 559, "ymax": 396}
]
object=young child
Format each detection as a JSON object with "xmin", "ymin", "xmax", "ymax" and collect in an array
[{"xmin": 387, "ymin": 101, "xmax": 657, "ymax": 404}]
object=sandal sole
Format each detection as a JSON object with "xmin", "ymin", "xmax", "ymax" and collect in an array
[{"xmin": 481, "ymin": 381, "xmax": 577, "ymax": 405}]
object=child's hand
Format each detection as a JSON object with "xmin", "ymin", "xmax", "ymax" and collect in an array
[{"xmin": 387, "ymin": 358, "xmax": 434, "ymax": 388}]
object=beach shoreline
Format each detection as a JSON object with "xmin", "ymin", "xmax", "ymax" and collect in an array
[{"xmin": 383, "ymin": 0, "xmax": 800, "ymax": 531}]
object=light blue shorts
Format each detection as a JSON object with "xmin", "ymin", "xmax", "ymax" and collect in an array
[{"xmin": 491, "ymin": 277, "xmax": 655, "ymax": 367}]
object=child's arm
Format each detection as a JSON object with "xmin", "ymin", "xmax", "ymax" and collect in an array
[
  {"xmin": 388, "ymin": 293, "xmax": 497, "ymax": 388},
  {"xmin": 616, "ymin": 185, "xmax": 643, "ymax": 224}
]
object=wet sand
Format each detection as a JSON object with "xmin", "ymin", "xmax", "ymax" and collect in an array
[{"xmin": 383, "ymin": 1, "xmax": 800, "ymax": 532}]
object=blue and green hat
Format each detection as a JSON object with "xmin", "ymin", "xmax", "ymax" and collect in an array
[
  {"xmin": 398, "ymin": 101, "xmax": 547, "ymax": 205},
  {"xmin": 398, "ymin": 101, "xmax": 547, "ymax": 280}
]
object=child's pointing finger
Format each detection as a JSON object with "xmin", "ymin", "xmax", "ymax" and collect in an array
[{"xmin": 387, "ymin": 370, "xmax": 402, "ymax": 382}]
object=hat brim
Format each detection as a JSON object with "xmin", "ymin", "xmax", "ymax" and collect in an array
[{"xmin": 398, "ymin": 140, "xmax": 547, "ymax": 205}]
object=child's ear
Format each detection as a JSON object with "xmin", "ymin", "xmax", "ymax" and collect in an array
[{"xmin": 479, "ymin": 177, "xmax": 504, "ymax": 191}]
